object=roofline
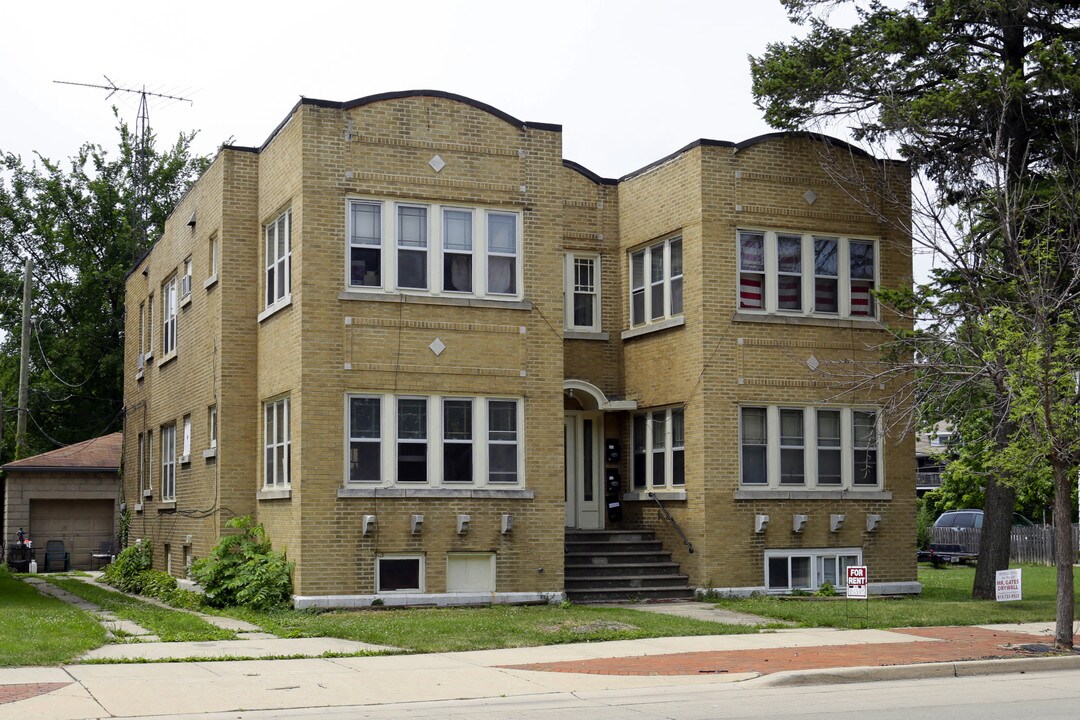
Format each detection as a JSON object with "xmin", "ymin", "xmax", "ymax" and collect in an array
[
  {"xmin": 619, "ymin": 139, "xmax": 735, "ymax": 182},
  {"xmin": 563, "ymin": 159, "xmax": 617, "ymax": 186},
  {"xmin": 253, "ymin": 90, "xmax": 561, "ymax": 153},
  {"xmin": 1, "ymin": 465, "xmax": 120, "ymax": 474}
]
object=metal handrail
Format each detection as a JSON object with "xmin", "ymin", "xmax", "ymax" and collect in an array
[{"xmin": 648, "ymin": 491, "xmax": 694, "ymax": 554}]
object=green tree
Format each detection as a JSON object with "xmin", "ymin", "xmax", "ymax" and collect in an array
[
  {"xmin": 752, "ymin": 1, "xmax": 1080, "ymax": 647},
  {"xmin": 0, "ymin": 116, "xmax": 210, "ymax": 456}
]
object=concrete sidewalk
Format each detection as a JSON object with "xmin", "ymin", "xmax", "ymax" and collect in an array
[{"xmin": 2, "ymin": 622, "xmax": 1078, "ymax": 719}]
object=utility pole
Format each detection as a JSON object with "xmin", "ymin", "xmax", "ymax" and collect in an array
[{"xmin": 16, "ymin": 258, "xmax": 32, "ymax": 459}]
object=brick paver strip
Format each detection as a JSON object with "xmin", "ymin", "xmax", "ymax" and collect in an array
[
  {"xmin": 0, "ymin": 682, "xmax": 72, "ymax": 705},
  {"xmin": 500, "ymin": 627, "xmax": 1079, "ymax": 676}
]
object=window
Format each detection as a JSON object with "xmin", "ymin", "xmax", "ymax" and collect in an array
[
  {"xmin": 208, "ymin": 405, "xmax": 217, "ymax": 449},
  {"xmin": 161, "ymin": 424, "xmax": 176, "ymax": 501},
  {"xmin": 397, "ymin": 205, "xmax": 428, "ymax": 289},
  {"xmin": 264, "ymin": 397, "xmax": 290, "ymax": 488},
  {"xmin": 345, "ymin": 394, "xmax": 523, "ymax": 487},
  {"xmin": 377, "ymin": 555, "xmax": 423, "ymax": 592},
  {"xmin": 347, "ymin": 199, "xmax": 522, "ymax": 300},
  {"xmin": 137, "ymin": 432, "xmax": 146, "ymax": 492},
  {"xmin": 629, "ymin": 236, "xmax": 683, "ymax": 326},
  {"xmin": 137, "ymin": 302, "xmax": 146, "ymax": 370},
  {"xmin": 208, "ymin": 233, "xmax": 218, "ymax": 278},
  {"xmin": 349, "ymin": 396, "xmax": 381, "ymax": 482},
  {"xmin": 443, "ymin": 208, "xmax": 472, "ymax": 293},
  {"xmin": 265, "ymin": 209, "xmax": 291, "ymax": 309},
  {"xmin": 565, "ymin": 253, "xmax": 600, "ymax": 331},
  {"xmin": 737, "ymin": 230, "xmax": 878, "ymax": 318},
  {"xmin": 143, "ymin": 429, "xmax": 153, "ymax": 494},
  {"xmin": 181, "ymin": 257, "xmax": 193, "ymax": 298},
  {"xmin": 161, "ymin": 277, "xmax": 177, "ymax": 357},
  {"xmin": 740, "ymin": 406, "xmax": 881, "ymax": 489},
  {"xmin": 147, "ymin": 293, "xmax": 155, "ymax": 359},
  {"xmin": 631, "ymin": 407, "xmax": 685, "ymax": 490},
  {"xmin": 397, "ymin": 398, "xmax": 428, "ymax": 482},
  {"xmin": 766, "ymin": 549, "xmax": 862, "ymax": 593},
  {"xmin": 181, "ymin": 414, "xmax": 191, "ymax": 463},
  {"xmin": 488, "ymin": 400, "xmax": 518, "ymax": 483},
  {"xmin": 443, "ymin": 398, "xmax": 472, "ymax": 483}
]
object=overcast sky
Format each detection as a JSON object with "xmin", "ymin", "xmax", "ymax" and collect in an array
[{"xmin": 0, "ymin": 0, "xmax": 848, "ymax": 180}]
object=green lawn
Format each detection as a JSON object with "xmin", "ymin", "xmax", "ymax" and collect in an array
[
  {"xmin": 44, "ymin": 577, "xmax": 235, "ymax": 642},
  {"xmin": 710, "ymin": 564, "xmax": 1080, "ymax": 629},
  {"xmin": 219, "ymin": 604, "xmax": 755, "ymax": 653},
  {"xmin": 0, "ymin": 568, "xmax": 106, "ymax": 666}
]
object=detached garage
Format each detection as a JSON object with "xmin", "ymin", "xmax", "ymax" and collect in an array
[{"xmin": 3, "ymin": 433, "xmax": 121, "ymax": 571}]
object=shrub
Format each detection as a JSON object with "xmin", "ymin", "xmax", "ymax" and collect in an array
[
  {"xmin": 190, "ymin": 516, "xmax": 294, "ymax": 610},
  {"xmin": 916, "ymin": 497, "xmax": 934, "ymax": 550},
  {"xmin": 103, "ymin": 540, "xmax": 153, "ymax": 593},
  {"xmin": 140, "ymin": 569, "xmax": 178, "ymax": 600}
]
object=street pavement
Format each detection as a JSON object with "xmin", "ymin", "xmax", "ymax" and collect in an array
[{"xmin": 3, "ymin": 579, "xmax": 1080, "ymax": 720}]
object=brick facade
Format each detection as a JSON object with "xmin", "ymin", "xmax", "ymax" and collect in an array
[{"xmin": 123, "ymin": 92, "xmax": 915, "ymax": 605}]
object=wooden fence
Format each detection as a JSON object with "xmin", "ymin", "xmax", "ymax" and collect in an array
[{"xmin": 930, "ymin": 525, "xmax": 1080, "ymax": 565}]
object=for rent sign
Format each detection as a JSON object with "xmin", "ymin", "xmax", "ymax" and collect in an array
[
  {"xmin": 846, "ymin": 565, "xmax": 868, "ymax": 599},
  {"xmin": 995, "ymin": 568, "xmax": 1022, "ymax": 602}
]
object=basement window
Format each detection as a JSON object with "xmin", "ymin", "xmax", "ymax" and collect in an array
[{"xmin": 376, "ymin": 555, "xmax": 424, "ymax": 592}]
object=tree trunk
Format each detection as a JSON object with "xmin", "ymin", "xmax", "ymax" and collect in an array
[
  {"xmin": 973, "ymin": 474, "xmax": 1015, "ymax": 599},
  {"xmin": 1052, "ymin": 461, "xmax": 1075, "ymax": 649}
]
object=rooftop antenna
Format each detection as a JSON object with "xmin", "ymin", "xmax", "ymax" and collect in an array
[{"xmin": 55, "ymin": 76, "xmax": 193, "ymax": 259}]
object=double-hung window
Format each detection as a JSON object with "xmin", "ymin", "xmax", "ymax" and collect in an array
[
  {"xmin": 264, "ymin": 397, "xmax": 290, "ymax": 488},
  {"xmin": 161, "ymin": 424, "xmax": 176, "ymax": 501},
  {"xmin": 137, "ymin": 301, "xmax": 146, "ymax": 371},
  {"xmin": 181, "ymin": 258, "xmax": 193, "ymax": 299},
  {"xmin": 738, "ymin": 230, "xmax": 878, "ymax": 318},
  {"xmin": 629, "ymin": 236, "xmax": 683, "ymax": 327},
  {"xmin": 631, "ymin": 407, "xmax": 685, "ymax": 490},
  {"xmin": 161, "ymin": 277, "xmax": 177, "ymax": 357},
  {"xmin": 346, "ymin": 199, "xmax": 522, "ymax": 300},
  {"xmin": 739, "ymin": 406, "xmax": 881, "ymax": 489},
  {"xmin": 143, "ymin": 429, "xmax": 153, "ymax": 495},
  {"xmin": 565, "ymin": 253, "xmax": 601, "ymax": 331},
  {"xmin": 265, "ymin": 209, "xmax": 291, "ymax": 309},
  {"xmin": 346, "ymin": 394, "xmax": 523, "ymax": 487}
]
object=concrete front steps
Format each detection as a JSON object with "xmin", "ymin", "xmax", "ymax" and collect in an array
[{"xmin": 564, "ymin": 529, "xmax": 694, "ymax": 604}]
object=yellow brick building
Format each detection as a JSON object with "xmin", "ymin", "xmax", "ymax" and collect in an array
[{"xmin": 123, "ymin": 91, "xmax": 916, "ymax": 606}]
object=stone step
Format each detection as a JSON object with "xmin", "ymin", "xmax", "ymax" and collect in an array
[
  {"xmin": 564, "ymin": 530, "xmax": 656, "ymax": 544},
  {"xmin": 565, "ymin": 562, "xmax": 683, "ymax": 578},
  {"xmin": 565, "ymin": 551, "xmax": 674, "ymax": 565},
  {"xmin": 565, "ymin": 574, "xmax": 691, "ymax": 590},
  {"xmin": 564, "ymin": 540, "xmax": 664, "ymax": 554}
]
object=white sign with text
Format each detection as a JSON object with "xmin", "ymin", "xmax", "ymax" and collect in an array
[
  {"xmin": 846, "ymin": 565, "xmax": 868, "ymax": 599},
  {"xmin": 996, "ymin": 568, "xmax": 1022, "ymax": 602}
]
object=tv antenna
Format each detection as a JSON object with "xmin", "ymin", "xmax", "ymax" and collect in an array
[{"xmin": 55, "ymin": 76, "xmax": 193, "ymax": 258}]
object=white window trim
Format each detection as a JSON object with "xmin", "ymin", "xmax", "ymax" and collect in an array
[
  {"xmin": 628, "ymin": 235, "xmax": 683, "ymax": 328},
  {"xmin": 344, "ymin": 393, "xmax": 525, "ymax": 489},
  {"xmin": 161, "ymin": 277, "xmax": 177, "ymax": 360},
  {"xmin": 346, "ymin": 198, "xmax": 524, "ymax": 302},
  {"xmin": 264, "ymin": 396, "xmax": 291, "ymax": 489},
  {"xmin": 739, "ymin": 406, "xmax": 882, "ymax": 490},
  {"xmin": 208, "ymin": 405, "xmax": 217, "ymax": 449},
  {"xmin": 376, "ymin": 554, "xmax": 425, "ymax": 593},
  {"xmin": 765, "ymin": 548, "xmax": 863, "ymax": 593},
  {"xmin": 632, "ymin": 406, "xmax": 685, "ymax": 491},
  {"xmin": 143, "ymin": 429, "xmax": 153, "ymax": 495},
  {"xmin": 737, "ymin": 230, "xmax": 879, "ymax": 319},
  {"xmin": 181, "ymin": 257, "xmax": 193, "ymax": 301},
  {"xmin": 265, "ymin": 208, "xmax": 292, "ymax": 312},
  {"xmin": 161, "ymin": 424, "xmax": 176, "ymax": 502},
  {"xmin": 564, "ymin": 252, "xmax": 602, "ymax": 332}
]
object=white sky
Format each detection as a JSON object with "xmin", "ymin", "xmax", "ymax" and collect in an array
[{"xmin": 0, "ymin": 0, "xmax": 830, "ymax": 180}]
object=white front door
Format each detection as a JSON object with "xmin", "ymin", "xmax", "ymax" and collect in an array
[{"xmin": 564, "ymin": 412, "xmax": 602, "ymax": 529}]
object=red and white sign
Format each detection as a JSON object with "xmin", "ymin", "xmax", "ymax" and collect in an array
[
  {"xmin": 846, "ymin": 565, "xmax": 868, "ymax": 598},
  {"xmin": 996, "ymin": 568, "xmax": 1022, "ymax": 602}
]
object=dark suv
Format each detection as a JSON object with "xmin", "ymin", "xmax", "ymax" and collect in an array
[{"xmin": 934, "ymin": 509, "xmax": 1035, "ymax": 529}]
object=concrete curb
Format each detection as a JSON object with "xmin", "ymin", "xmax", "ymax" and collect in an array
[{"xmin": 751, "ymin": 653, "xmax": 1080, "ymax": 687}]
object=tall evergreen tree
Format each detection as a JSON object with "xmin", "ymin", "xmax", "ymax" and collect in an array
[{"xmin": 0, "ymin": 116, "xmax": 209, "ymax": 457}]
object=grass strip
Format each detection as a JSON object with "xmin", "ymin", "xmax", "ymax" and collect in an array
[
  {"xmin": 45, "ymin": 577, "xmax": 235, "ymax": 642},
  {"xmin": 710, "ymin": 564, "xmax": 1080, "ymax": 629},
  {"xmin": 218, "ymin": 603, "xmax": 757, "ymax": 653},
  {"xmin": 0, "ymin": 568, "xmax": 107, "ymax": 666}
]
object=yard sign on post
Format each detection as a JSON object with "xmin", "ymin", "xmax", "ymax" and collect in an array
[
  {"xmin": 846, "ymin": 565, "xmax": 868, "ymax": 598},
  {"xmin": 995, "ymin": 568, "xmax": 1022, "ymax": 602}
]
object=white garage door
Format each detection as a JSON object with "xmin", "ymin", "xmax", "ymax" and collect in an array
[{"xmin": 29, "ymin": 499, "xmax": 114, "ymax": 571}]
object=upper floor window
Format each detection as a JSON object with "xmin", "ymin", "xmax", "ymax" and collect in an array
[
  {"xmin": 264, "ymin": 396, "xmax": 291, "ymax": 488},
  {"xmin": 565, "ymin": 253, "xmax": 601, "ymax": 331},
  {"xmin": 208, "ymin": 233, "xmax": 218, "ymax": 278},
  {"xmin": 137, "ymin": 301, "xmax": 146, "ymax": 370},
  {"xmin": 738, "ymin": 230, "xmax": 878, "ymax": 318},
  {"xmin": 265, "ymin": 209, "xmax": 291, "ymax": 309},
  {"xmin": 181, "ymin": 257, "xmax": 193, "ymax": 299},
  {"xmin": 346, "ymin": 393, "xmax": 523, "ymax": 487},
  {"xmin": 740, "ymin": 405, "xmax": 881, "ymax": 489},
  {"xmin": 161, "ymin": 277, "xmax": 177, "ymax": 357},
  {"xmin": 632, "ymin": 407, "xmax": 685, "ymax": 490},
  {"xmin": 630, "ymin": 236, "xmax": 682, "ymax": 327},
  {"xmin": 347, "ymin": 199, "xmax": 522, "ymax": 300},
  {"xmin": 208, "ymin": 405, "xmax": 218, "ymax": 450}
]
